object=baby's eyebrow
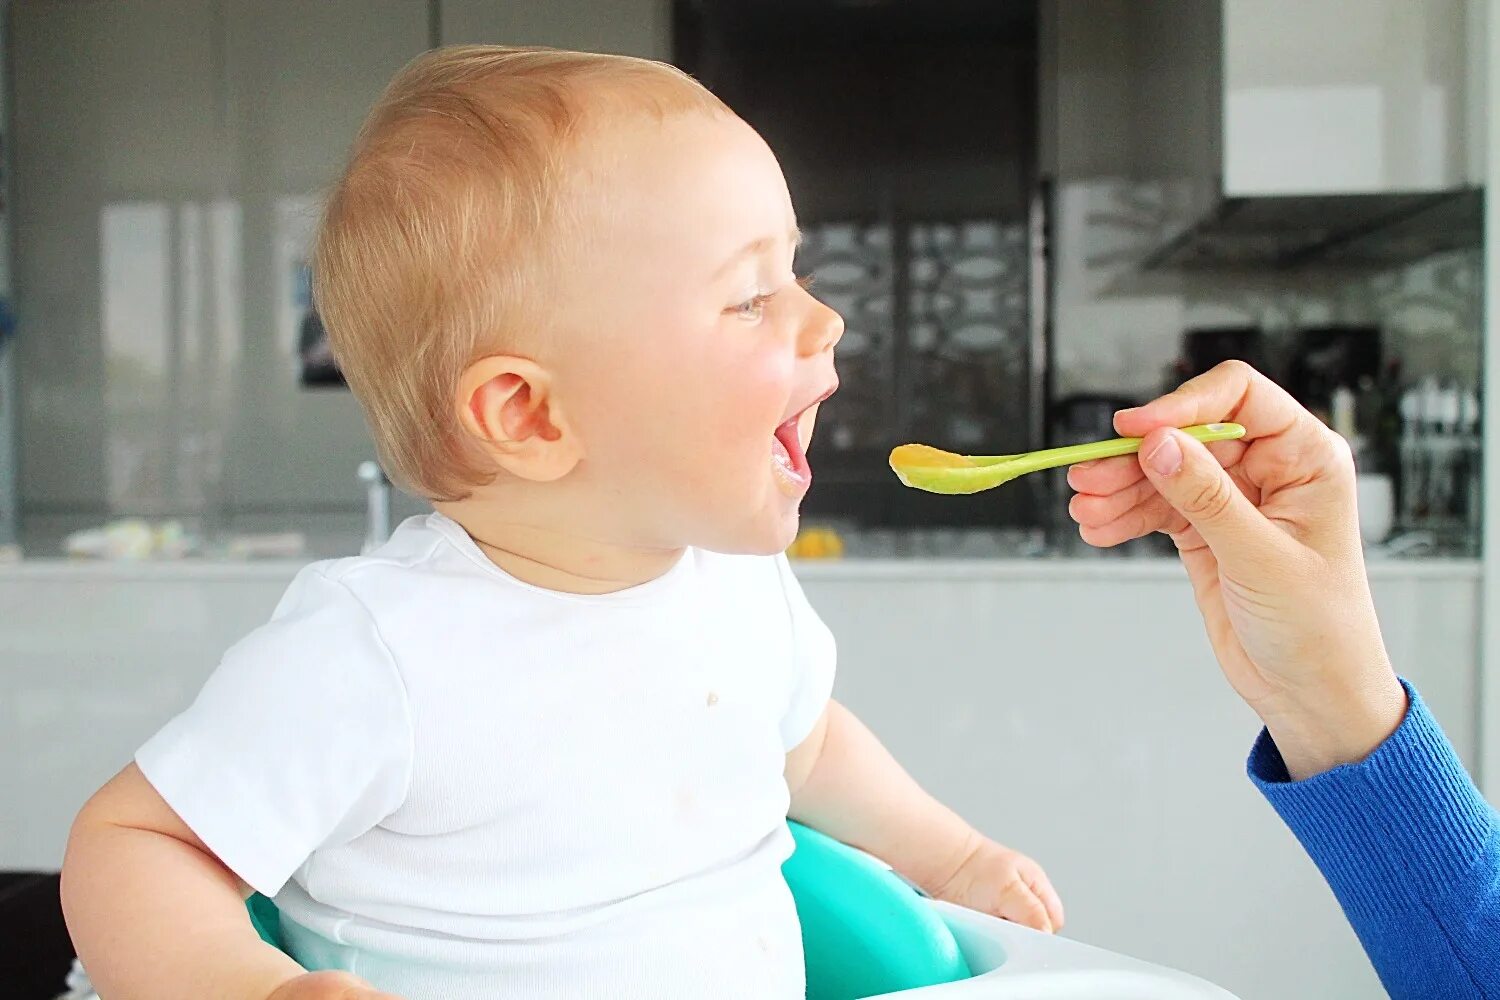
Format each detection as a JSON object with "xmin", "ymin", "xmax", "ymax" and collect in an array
[{"xmin": 714, "ymin": 227, "xmax": 803, "ymax": 278}]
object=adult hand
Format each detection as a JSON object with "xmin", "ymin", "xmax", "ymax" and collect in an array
[{"xmin": 1066, "ymin": 361, "xmax": 1408, "ymax": 779}]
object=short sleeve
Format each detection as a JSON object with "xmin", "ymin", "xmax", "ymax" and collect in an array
[
  {"xmin": 135, "ymin": 565, "xmax": 413, "ymax": 897},
  {"xmin": 775, "ymin": 555, "xmax": 837, "ymax": 750}
]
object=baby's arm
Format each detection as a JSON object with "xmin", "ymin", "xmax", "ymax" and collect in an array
[
  {"xmin": 785, "ymin": 701, "xmax": 1064, "ymax": 932},
  {"xmin": 62, "ymin": 765, "xmax": 395, "ymax": 1000}
]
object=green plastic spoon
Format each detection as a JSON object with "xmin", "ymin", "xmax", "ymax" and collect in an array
[{"xmin": 889, "ymin": 422, "xmax": 1247, "ymax": 495}]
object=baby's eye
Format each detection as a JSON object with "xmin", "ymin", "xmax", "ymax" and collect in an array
[
  {"xmin": 729, "ymin": 293, "xmax": 773, "ymax": 322},
  {"xmin": 728, "ymin": 276, "xmax": 814, "ymax": 323}
]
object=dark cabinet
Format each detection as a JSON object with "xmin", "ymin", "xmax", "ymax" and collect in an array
[{"xmin": 675, "ymin": 1, "xmax": 1045, "ymax": 528}]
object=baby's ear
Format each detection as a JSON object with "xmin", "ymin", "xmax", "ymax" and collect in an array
[{"xmin": 456, "ymin": 355, "xmax": 582, "ymax": 482}]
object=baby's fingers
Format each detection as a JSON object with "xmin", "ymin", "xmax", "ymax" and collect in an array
[
  {"xmin": 994, "ymin": 877, "xmax": 1055, "ymax": 934},
  {"xmin": 1024, "ymin": 862, "xmax": 1066, "ymax": 933}
]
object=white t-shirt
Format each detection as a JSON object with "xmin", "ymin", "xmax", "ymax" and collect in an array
[{"xmin": 135, "ymin": 513, "xmax": 836, "ymax": 1000}]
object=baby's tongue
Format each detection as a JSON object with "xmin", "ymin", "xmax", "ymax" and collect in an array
[{"xmin": 772, "ymin": 428, "xmax": 796, "ymax": 473}]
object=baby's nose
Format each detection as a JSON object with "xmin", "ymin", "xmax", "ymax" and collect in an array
[{"xmin": 799, "ymin": 299, "xmax": 844, "ymax": 357}]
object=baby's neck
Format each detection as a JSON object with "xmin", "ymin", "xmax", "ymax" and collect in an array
[{"xmin": 434, "ymin": 500, "xmax": 685, "ymax": 596}]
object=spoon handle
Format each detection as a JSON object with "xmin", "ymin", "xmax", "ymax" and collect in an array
[{"xmin": 1004, "ymin": 422, "xmax": 1247, "ymax": 476}]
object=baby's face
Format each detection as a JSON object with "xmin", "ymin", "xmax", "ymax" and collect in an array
[{"xmin": 550, "ymin": 112, "xmax": 843, "ymax": 556}]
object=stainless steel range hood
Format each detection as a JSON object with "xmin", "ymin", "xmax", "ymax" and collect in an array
[
  {"xmin": 1135, "ymin": 0, "xmax": 1483, "ymax": 271},
  {"xmin": 1142, "ymin": 188, "xmax": 1483, "ymax": 270}
]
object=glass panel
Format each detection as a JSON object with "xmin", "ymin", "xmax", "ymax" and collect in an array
[
  {"xmin": 906, "ymin": 221, "xmax": 1030, "ymax": 453},
  {"xmin": 11, "ymin": 1, "xmax": 428, "ymax": 552},
  {"xmin": 100, "ymin": 202, "xmax": 171, "ymax": 510}
]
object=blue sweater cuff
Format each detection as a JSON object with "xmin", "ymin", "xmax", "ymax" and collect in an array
[{"xmin": 1248, "ymin": 680, "xmax": 1494, "ymax": 921}]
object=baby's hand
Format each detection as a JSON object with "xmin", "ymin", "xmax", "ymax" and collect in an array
[
  {"xmin": 266, "ymin": 970, "xmax": 405, "ymax": 1000},
  {"xmin": 928, "ymin": 839, "xmax": 1064, "ymax": 934}
]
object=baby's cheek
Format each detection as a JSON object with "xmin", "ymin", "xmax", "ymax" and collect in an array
[
  {"xmin": 716, "ymin": 372, "xmax": 790, "ymax": 460},
  {"xmin": 615, "ymin": 337, "xmax": 793, "ymax": 505},
  {"xmin": 730, "ymin": 350, "xmax": 796, "ymax": 419}
]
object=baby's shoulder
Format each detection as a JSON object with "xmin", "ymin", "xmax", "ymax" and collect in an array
[
  {"xmin": 299, "ymin": 515, "xmax": 479, "ymax": 603},
  {"xmin": 315, "ymin": 514, "xmax": 457, "ymax": 582},
  {"xmin": 259, "ymin": 519, "xmax": 477, "ymax": 646}
]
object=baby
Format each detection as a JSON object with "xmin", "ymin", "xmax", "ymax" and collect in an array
[{"xmin": 60, "ymin": 46, "xmax": 1062, "ymax": 1000}]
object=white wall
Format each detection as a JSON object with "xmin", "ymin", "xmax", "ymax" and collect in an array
[{"xmin": 0, "ymin": 560, "xmax": 1479, "ymax": 999}]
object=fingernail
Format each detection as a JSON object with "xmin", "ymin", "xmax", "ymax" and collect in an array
[
  {"xmin": 1145, "ymin": 433, "xmax": 1183, "ymax": 476},
  {"xmin": 1115, "ymin": 407, "xmax": 1139, "ymax": 419},
  {"xmin": 1072, "ymin": 460, "xmax": 1098, "ymax": 471}
]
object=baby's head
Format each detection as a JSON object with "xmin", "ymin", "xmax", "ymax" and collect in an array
[{"xmin": 315, "ymin": 46, "xmax": 842, "ymax": 557}]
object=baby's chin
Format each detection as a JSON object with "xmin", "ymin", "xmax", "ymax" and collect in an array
[
  {"xmin": 638, "ymin": 448, "xmax": 811, "ymax": 555},
  {"xmin": 679, "ymin": 495, "xmax": 803, "ymax": 557}
]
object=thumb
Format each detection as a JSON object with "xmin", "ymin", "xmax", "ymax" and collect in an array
[{"xmin": 1137, "ymin": 428, "xmax": 1271, "ymax": 559}]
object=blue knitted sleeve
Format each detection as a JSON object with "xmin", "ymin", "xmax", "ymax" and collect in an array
[{"xmin": 1249, "ymin": 681, "xmax": 1500, "ymax": 999}]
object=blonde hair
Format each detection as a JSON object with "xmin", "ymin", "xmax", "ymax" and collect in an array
[{"xmin": 313, "ymin": 45, "xmax": 729, "ymax": 500}]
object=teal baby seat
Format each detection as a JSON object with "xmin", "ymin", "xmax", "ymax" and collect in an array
[
  {"xmin": 247, "ymin": 821, "xmax": 972, "ymax": 1000},
  {"xmin": 783, "ymin": 823, "xmax": 972, "ymax": 997}
]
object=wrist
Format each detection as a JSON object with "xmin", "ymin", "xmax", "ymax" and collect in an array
[
  {"xmin": 911, "ymin": 824, "xmax": 986, "ymax": 897},
  {"xmin": 1259, "ymin": 670, "xmax": 1407, "ymax": 781}
]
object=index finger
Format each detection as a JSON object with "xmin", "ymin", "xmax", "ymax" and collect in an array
[{"xmin": 1114, "ymin": 360, "xmax": 1309, "ymax": 442}]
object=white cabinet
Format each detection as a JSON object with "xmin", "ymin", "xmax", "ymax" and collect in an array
[
  {"xmin": 1223, "ymin": 0, "xmax": 1472, "ymax": 195},
  {"xmin": 1047, "ymin": 0, "xmax": 1480, "ymax": 193}
]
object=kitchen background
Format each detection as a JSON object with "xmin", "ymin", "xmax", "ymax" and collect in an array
[
  {"xmin": 5, "ymin": 0, "xmax": 1488, "ymax": 561},
  {"xmin": 1, "ymin": 2, "xmax": 1494, "ymax": 999}
]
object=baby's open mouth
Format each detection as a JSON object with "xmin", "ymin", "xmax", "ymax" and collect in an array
[
  {"xmin": 772, "ymin": 416, "xmax": 812, "ymax": 492},
  {"xmin": 771, "ymin": 383, "xmax": 837, "ymax": 498}
]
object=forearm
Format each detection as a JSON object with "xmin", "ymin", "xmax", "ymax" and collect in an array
[
  {"xmin": 787, "ymin": 701, "xmax": 978, "ymax": 893},
  {"xmin": 61, "ymin": 778, "xmax": 302, "ymax": 1000},
  {"xmin": 1251, "ymin": 683, "xmax": 1500, "ymax": 998}
]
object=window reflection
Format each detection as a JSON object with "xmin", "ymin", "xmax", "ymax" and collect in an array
[{"xmin": 99, "ymin": 199, "xmax": 242, "ymax": 512}]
